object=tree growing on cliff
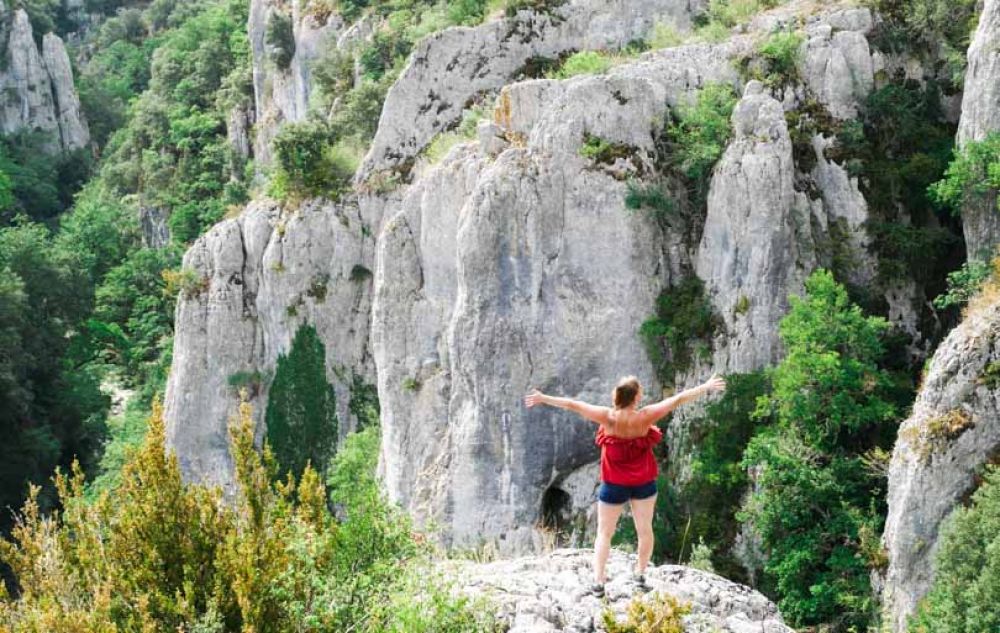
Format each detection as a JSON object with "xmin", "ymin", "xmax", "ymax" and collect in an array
[
  {"xmin": 740, "ymin": 269, "xmax": 898, "ymax": 631},
  {"xmin": 265, "ymin": 324, "xmax": 339, "ymax": 480}
]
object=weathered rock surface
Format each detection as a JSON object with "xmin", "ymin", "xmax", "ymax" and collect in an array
[
  {"xmin": 0, "ymin": 9, "xmax": 89, "ymax": 151},
  {"xmin": 956, "ymin": 0, "xmax": 1000, "ymax": 261},
  {"xmin": 164, "ymin": 198, "xmax": 377, "ymax": 490},
  {"xmin": 799, "ymin": 9, "xmax": 874, "ymax": 120},
  {"xmin": 357, "ymin": 0, "xmax": 707, "ymax": 180},
  {"xmin": 249, "ymin": 0, "xmax": 343, "ymax": 166},
  {"xmin": 450, "ymin": 548, "xmax": 794, "ymax": 632},
  {"xmin": 696, "ymin": 82, "xmax": 812, "ymax": 374},
  {"xmin": 882, "ymin": 297, "xmax": 1000, "ymax": 631}
]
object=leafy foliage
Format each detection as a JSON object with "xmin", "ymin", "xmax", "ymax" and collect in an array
[
  {"xmin": 602, "ymin": 593, "xmax": 690, "ymax": 633},
  {"xmin": 910, "ymin": 467, "xmax": 1000, "ymax": 633},
  {"xmin": 659, "ymin": 83, "xmax": 738, "ymax": 207},
  {"xmin": 265, "ymin": 12, "xmax": 295, "ymax": 69},
  {"xmin": 270, "ymin": 120, "xmax": 359, "ymax": 200},
  {"xmin": 640, "ymin": 276, "xmax": 720, "ymax": 386},
  {"xmin": 740, "ymin": 270, "xmax": 898, "ymax": 631},
  {"xmin": 745, "ymin": 31, "xmax": 803, "ymax": 88},
  {"xmin": 930, "ymin": 132, "xmax": 1000, "ymax": 226},
  {"xmin": 0, "ymin": 402, "xmax": 498, "ymax": 631},
  {"xmin": 546, "ymin": 50, "xmax": 614, "ymax": 79},
  {"xmin": 265, "ymin": 325, "xmax": 339, "ymax": 481},
  {"xmin": 933, "ymin": 259, "xmax": 993, "ymax": 310}
]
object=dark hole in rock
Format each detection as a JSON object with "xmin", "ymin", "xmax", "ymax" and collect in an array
[{"xmin": 540, "ymin": 485, "xmax": 571, "ymax": 530}]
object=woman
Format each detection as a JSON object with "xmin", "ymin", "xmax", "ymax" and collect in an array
[{"xmin": 524, "ymin": 374, "xmax": 726, "ymax": 596}]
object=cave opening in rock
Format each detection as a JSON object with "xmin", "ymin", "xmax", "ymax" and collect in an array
[{"xmin": 539, "ymin": 485, "xmax": 572, "ymax": 531}]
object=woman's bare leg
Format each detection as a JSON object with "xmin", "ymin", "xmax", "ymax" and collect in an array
[
  {"xmin": 594, "ymin": 501, "xmax": 625, "ymax": 583},
  {"xmin": 629, "ymin": 494, "xmax": 657, "ymax": 575}
]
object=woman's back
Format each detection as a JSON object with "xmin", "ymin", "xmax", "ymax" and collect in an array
[{"xmin": 604, "ymin": 407, "xmax": 653, "ymax": 438}]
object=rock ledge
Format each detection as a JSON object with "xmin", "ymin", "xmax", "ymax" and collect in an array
[{"xmin": 450, "ymin": 548, "xmax": 793, "ymax": 632}]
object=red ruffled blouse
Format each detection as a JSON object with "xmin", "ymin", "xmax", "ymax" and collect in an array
[{"xmin": 595, "ymin": 425, "xmax": 663, "ymax": 486}]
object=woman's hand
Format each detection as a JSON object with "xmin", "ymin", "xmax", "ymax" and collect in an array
[
  {"xmin": 703, "ymin": 374, "xmax": 726, "ymax": 394},
  {"xmin": 524, "ymin": 389, "xmax": 545, "ymax": 408}
]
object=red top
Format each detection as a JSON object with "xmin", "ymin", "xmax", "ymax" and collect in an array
[{"xmin": 595, "ymin": 425, "xmax": 663, "ymax": 486}]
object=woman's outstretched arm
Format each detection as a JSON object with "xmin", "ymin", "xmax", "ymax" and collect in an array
[
  {"xmin": 523, "ymin": 389, "xmax": 610, "ymax": 425},
  {"xmin": 638, "ymin": 374, "xmax": 726, "ymax": 425}
]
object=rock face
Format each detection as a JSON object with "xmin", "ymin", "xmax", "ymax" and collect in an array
[
  {"xmin": 451, "ymin": 548, "xmax": 794, "ymax": 632},
  {"xmin": 882, "ymin": 297, "xmax": 1000, "ymax": 631},
  {"xmin": 956, "ymin": 0, "xmax": 1000, "ymax": 261},
  {"xmin": 696, "ymin": 82, "xmax": 812, "ymax": 374},
  {"xmin": 164, "ymin": 198, "xmax": 377, "ymax": 490},
  {"xmin": 248, "ymin": 0, "xmax": 342, "ymax": 166},
  {"xmin": 0, "ymin": 9, "xmax": 90, "ymax": 151},
  {"xmin": 357, "ymin": 0, "xmax": 706, "ymax": 180}
]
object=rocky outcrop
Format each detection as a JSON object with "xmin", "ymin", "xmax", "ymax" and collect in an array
[
  {"xmin": 0, "ymin": 8, "xmax": 89, "ymax": 151},
  {"xmin": 163, "ymin": 198, "xmax": 377, "ymax": 490},
  {"xmin": 451, "ymin": 548, "xmax": 794, "ymax": 632},
  {"xmin": 357, "ymin": 0, "xmax": 706, "ymax": 180},
  {"xmin": 956, "ymin": 0, "xmax": 1000, "ymax": 261},
  {"xmin": 249, "ymin": 0, "xmax": 343, "ymax": 166},
  {"xmin": 696, "ymin": 82, "xmax": 813, "ymax": 374},
  {"xmin": 799, "ymin": 9, "xmax": 874, "ymax": 120},
  {"xmin": 882, "ymin": 296, "xmax": 1000, "ymax": 631}
]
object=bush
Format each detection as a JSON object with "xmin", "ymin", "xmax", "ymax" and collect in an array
[
  {"xmin": 910, "ymin": 467, "xmax": 1000, "ymax": 633},
  {"xmin": 659, "ymin": 83, "xmax": 738, "ymax": 206},
  {"xmin": 546, "ymin": 50, "xmax": 614, "ymax": 79},
  {"xmin": 932, "ymin": 260, "xmax": 993, "ymax": 310},
  {"xmin": 747, "ymin": 31, "xmax": 803, "ymax": 88},
  {"xmin": 701, "ymin": 0, "xmax": 780, "ymax": 29},
  {"xmin": 265, "ymin": 325, "xmax": 338, "ymax": 480},
  {"xmin": 602, "ymin": 593, "xmax": 690, "ymax": 633},
  {"xmin": 265, "ymin": 12, "xmax": 295, "ymax": 69},
  {"xmin": 625, "ymin": 180, "xmax": 676, "ymax": 221},
  {"xmin": 930, "ymin": 132, "xmax": 1000, "ymax": 218},
  {"xmin": 0, "ymin": 402, "xmax": 496, "ymax": 631},
  {"xmin": 505, "ymin": 0, "xmax": 564, "ymax": 18},
  {"xmin": 648, "ymin": 20, "xmax": 683, "ymax": 49},
  {"xmin": 640, "ymin": 276, "xmax": 720, "ymax": 386},
  {"xmin": 270, "ymin": 120, "xmax": 357, "ymax": 200}
]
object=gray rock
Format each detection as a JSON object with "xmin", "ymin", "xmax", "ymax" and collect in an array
[
  {"xmin": 139, "ymin": 206, "xmax": 171, "ymax": 249},
  {"xmin": 357, "ymin": 0, "xmax": 705, "ymax": 181},
  {"xmin": 800, "ymin": 10, "xmax": 874, "ymax": 120},
  {"xmin": 0, "ymin": 10, "xmax": 89, "ymax": 151},
  {"xmin": 164, "ymin": 198, "xmax": 377, "ymax": 490},
  {"xmin": 1, "ymin": 10, "xmax": 60, "ymax": 149},
  {"xmin": 882, "ymin": 298, "xmax": 1000, "ymax": 631},
  {"xmin": 449, "ymin": 548, "xmax": 794, "ymax": 632},
  {"xmin": 696, "ymin": 82, "xmax": 812, "ymax": 374},
  {"xmin": 41, "ymin": 32, "xmax": 90, "ymax": 150},
  {"xmin": 249, "ymin": 0, "xmax": 344, "ymax": 166},
  {"xmin": 956, "ymin": 0, "xmax": 1000, "ymax": 261}
]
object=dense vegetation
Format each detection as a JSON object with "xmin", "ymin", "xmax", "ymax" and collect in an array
[
  {"xmin": 910, "ymin": 466, "xmax": 1000, "ymax": 633},
  {"xmin": 0, "ymin": 402, "xmax": 498, "ymax": 631}
]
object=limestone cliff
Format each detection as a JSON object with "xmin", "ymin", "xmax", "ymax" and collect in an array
[
  {"xmin": 956, "ymin": 0, "xmax": 1000, "ymax": 261},
  {"xmin": 0, "ymin": 5, "xmax": 90, "ymax": 151},
  {"xmin": 166, "ymin": 0, "xmax": 951, "ymax": 556}
]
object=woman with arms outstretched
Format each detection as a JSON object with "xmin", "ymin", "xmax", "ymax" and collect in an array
[{"xmin": 524, "ymin": 374, "xmax": 726, "ymax": 596}]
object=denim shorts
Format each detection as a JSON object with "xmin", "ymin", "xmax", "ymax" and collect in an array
[{"xmin": 597, "ymin": 480, "xmax": 657, "ymax": 505}]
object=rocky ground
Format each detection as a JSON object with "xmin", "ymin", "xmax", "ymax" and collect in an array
[{"xmin": 449, "ymin": 548, "xmax": 793, "ymax": 632}]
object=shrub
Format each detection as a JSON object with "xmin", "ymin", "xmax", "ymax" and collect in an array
[
  {"xmin": 640, "ymin": 276, "xmax": 720, "ymax": 386},
  {"xmin": 648, "ymin": 20, "xmax": 683, "ymax": 49},
  {"xmin": 930, "ymin": 133, "xmax": 1000, "ymax": 218},
  {"xmin": 265, "ymin": 325, "xmax": 338, "ymax": 480},
  {"xmin": 702, "ymin": 0, "xmax": 780, "ymax": 28},
  {"xmin": 602, "ymin": 593, "xmax": 690, "ymax": 633},
  {"xmin": 270, "ymin": 120, "xmax": 357, "ymax": 200},
  {"xmin": 747, "ymin": 31, "xmax": 803, "ymax": 88},
  {"xmin": 0, "ymin": 401, "xmax": 497, "ymax": 632},
  {"xmin": 932, "ymin": 259, "xmax": 992, "ymax": 310},
  {"xmin": 579, "ymin": 133, "xmax": 638, "ymax": 165},
  {"xmin": 546, "ymin": 50, "xmax": 614, "ymax": 79},
  {"xmin": 910, "ymin": 467, "xmax": 1000, "ymax": 633},
  {"xmin": 624, "ymin": 180, "xmax": 676, "ymax": 221},
  {"xmin": 659, "ymin": 83, "xmax": 738, "ymax": 206},
  {"xmin": 265, "ymin": 12, "xmax": 295, "ymax": 69}
]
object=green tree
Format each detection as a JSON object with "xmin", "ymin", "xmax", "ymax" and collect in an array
[
  {"xmin": 740, "ymin": 269, "xmax": 897, "ymax": 631},
  {"xmin": 265, "ymin": 325, "xmax": 339, "ymax": 479},
  {"xmin": 910, "ymin": 466, "xmax": 1000, "ymax": 633}
]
